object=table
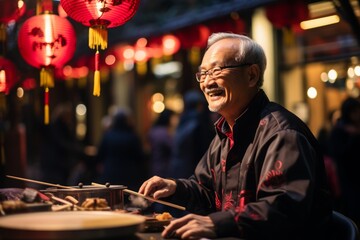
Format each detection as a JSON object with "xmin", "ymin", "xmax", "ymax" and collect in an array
[
  {"xmin": 136, "ymin": 232, "xmax": 243, "ymax": 240},
  {"xmin": 102, "ymin": 232, "xmax": 243, "ymax": 240}
]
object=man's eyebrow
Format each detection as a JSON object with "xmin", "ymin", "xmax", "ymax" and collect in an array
[{"xmin": 199, "ymin": 61, "xmax": 221, "ymax": 70}]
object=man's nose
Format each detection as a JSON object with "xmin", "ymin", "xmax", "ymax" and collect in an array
[{"xmin": 202, "ymin": 73, "xmax": 215, "ymax": 84}]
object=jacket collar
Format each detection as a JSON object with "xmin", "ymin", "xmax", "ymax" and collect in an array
[{"xmin": 215, "ymin": 89, "xmax": 270, "ymax": 137}]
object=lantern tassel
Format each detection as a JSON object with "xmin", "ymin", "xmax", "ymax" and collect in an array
[
  {"xmin": 93, "ymin": 71, "xmax": 100, "ymax": 96},
  {"xmin": 40, "ymin": 67, "xmax": 54, "ymax": 88},
  {"xmin": 93, "ymin": 50, "xmax": 100, "ymax": 96},
  {"xmin": 188, "ymin": 47, "xmax": 201, "ymax": 66},
  {"xmin": 89, "ymin": 26, "xmax": 107, "ymax": 50},
  {"xmin": 136, "ymin": 61, "xmax": 147, "ymax": 76},
  {"xmin": 44, "ymin": 87, "xmax": 49, "ymax": 125},
  {"xmin": 40, "ymin": 67, "xmax": 54, "ymax": 124}
]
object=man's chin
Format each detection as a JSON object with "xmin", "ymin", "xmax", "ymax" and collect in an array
[{"xmin": 208, "ymin": 104, "xmax": 223, "ymax": 113}]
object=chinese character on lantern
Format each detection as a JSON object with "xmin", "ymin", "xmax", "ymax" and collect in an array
[{"xmin": 18, "ymin": 12, "xmax": 76, "ymax": 124}]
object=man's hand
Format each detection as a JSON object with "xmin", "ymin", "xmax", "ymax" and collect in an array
[
  {"xmin": 162, "ymin": 214, "xmax": 216, "ymax": 239},
  {"xmin": 138, "ymin": 176, "xmax": 176, "ymax": 199}
]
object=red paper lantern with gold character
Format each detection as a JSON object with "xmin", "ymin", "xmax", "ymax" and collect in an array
[
  {"xmin": 60, "ymin": 0, "xmax": 140, "ymax": 96},
  {"xmin": 0, "ymin": 56, "xmax": 19, "ymax": 95},
  {"xmin": 18, "ymin": 13, "xmax": 76, "ymax": 124}
]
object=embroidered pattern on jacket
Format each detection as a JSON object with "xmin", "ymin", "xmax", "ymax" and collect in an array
[
  {"xmin": 221, "ymin": 159, "xmax": 226, "ymax": 172},
  {"xmin": 262, "ymin": 160, "xmax": 285, "ymax": 188},
  {"xmin": 223, "ymin": 191, "xmax": 235, "ymax": 210},
  {"xmin": 215, "ymin": 191, "xmax": 222, "ymax": 211}
]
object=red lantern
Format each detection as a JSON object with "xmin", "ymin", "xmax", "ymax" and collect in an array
[
  {"xmin": 207, "ymin": 15, "xmax": 246, "ymax": 35},
  {"xmin": 18, "ymin": 13, "xmax": 76, "ymax": 124},
  {"xmin": 60, "ymin": 0, "xmax": 140, "ymax": 96},
  {"xmin": 21, "ymin": 78, "xmax": 37, "ymax": 91},
  {"xmin": 266, "ymin": 0, "xmax": 309, "ymax": 31},
  {"xmin": 147, "ymin": 36, "xmax": 164, "ymax": 59},
  {"xmin": 0, "ymin": 0, "xmax": 26, "ymax": 41},
  {"xmin": 162, "ymin": 34, "xmax": 181, "ymax": 56},
  {"xmin": 176, "ymin": 25, "xmax": 210, "ymax": 66},
  {"xmin": 148, "ymin": 34, "xmax": 181, "ymax": 58},
  {"xmin": 176, "ymin": 25, "xmax": 210, "ymax": 50},
  {"xmin": 0, "ymin": 56, "xmax": 19, "ymax": 94}
]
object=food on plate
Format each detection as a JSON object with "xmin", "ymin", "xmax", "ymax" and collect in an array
[
  {"xmin": 64, "ymin": 195, "xmax": 79, "ymax": 205},
  {"xmin": 114, "ymin": 208, "xmax": 141, "ymax": 215},
  {"xmin": 1, "ymin": 200, "xmax": 26, "ymax": 214},
  {"xmin": 142, "ymin": 212, "xmax": 173, "ymax": 232},
  {"xmin": 154, "ymin": 211, "xmax": 172, "ymax": 221},
  {"xmin": 81, "ymin": 197, "xmax": 109, "ymax": 210}
]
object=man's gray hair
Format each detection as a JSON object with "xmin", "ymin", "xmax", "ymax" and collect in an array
[{"xmin": 207, "ymin": 32, "xmax": 267, "ymax": 88}]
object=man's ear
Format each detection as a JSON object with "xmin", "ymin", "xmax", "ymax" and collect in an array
[{"xmin": 248, "ymin": 64, "xmax": 260, "ymax": 87}]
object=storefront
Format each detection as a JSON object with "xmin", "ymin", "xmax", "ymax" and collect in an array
[{"xmin": 278, "ymin": 0, "xmax": 360, "ymax": 136}]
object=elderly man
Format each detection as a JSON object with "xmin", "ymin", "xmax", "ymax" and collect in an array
[{"xmin": 139, "ymin": 32, "xmax": 332, "ymax": 239}]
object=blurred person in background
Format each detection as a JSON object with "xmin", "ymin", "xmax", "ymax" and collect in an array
[
  {"xmin": 328, "ymin": 96, "xmax": 360, "ymax": 227},
  {"xmin": 147, "ymin": 108, "xmax": 178, "ymax": 213},
  {"xmin": 316, "ymin": 109, "xmax": 341, "ymax": 208},
  {"xmin": 95, "ymin": 108, "xmax": 146, "ymax": 191},
  {"xmin": 40, "ymin": 103, "xmax": 92, "ymax": 186},
  {"xmin": 139, "ymin": 32, "xmax": 332, "ymax": 239},
  {"xmin": 147, "ymin": 108, "xmax": 178, "ymax": 177},
  {"xmin": 169, "ymin": 90, "xmax": 215, "ymax": 179}
]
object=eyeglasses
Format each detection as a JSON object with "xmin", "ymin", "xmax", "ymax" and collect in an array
[{"xmin": 195, "ymin": 63, "xmax": 252, "ymax": 83}]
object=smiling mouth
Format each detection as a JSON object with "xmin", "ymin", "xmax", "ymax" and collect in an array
[{"xmin": 207, "ymin": 89, "xmax": 223, "ymax": 97}]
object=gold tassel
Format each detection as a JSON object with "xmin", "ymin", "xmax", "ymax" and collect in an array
[
  {"xmin": 93, "ymin": 50, "xmax": 101, "ymax": 96},
  {"xmin": 188, "ymin": 47, "xmax": 201, "ymax": 66},
  {"xmin": 89, "ymin": 26, "xmax": 107, "ymax": 50},
  {"xmin": 40, "ymin": 67, "xmax": 53, "ymax": 124},
  {"xmin": 136, "ymin": 61, "xmax": 147, "ymax": 76},
  {"xmin": 44, "ymin": 104, "xmax": 49, "ymax": 124},
  {"xmin": 283, "ymin": 27, "xmax": 296, "ymax": 47},
  {"xmin": 93, "ymin": 70, "xmax": 100, "ymax": 96},
  {"xmin": 40, "ymin": 67, "xmax": 54, "ymax": 88},
  {"xmin": 44, "ymin": 87, "xmax": 49, "ymax": 125}
]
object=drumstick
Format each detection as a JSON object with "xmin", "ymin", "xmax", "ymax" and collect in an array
[
  {"xmin": 91, "ymin": 182, "xmax": 186, "ymax": 211},
  {"xmin": 46, "ymin": 193, "xmax": 84, "ymax": 211},
  {"xmin": 6, "ymin": 175, "xmax": 76, "ymax": 189}
]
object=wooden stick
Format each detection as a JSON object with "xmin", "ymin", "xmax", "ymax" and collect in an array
[
  {"xmin": 123, "ymin": 189, "xmax": 187, "ymax": 211},
  {"xmin": 48, "ymin": 195, "xmax": 73, "ymax": 206},
  {"xmin": 91, "ymin": 182, "xmax": 186, "ymax": 211},
  {"xmin": 6, "ymin": 175, "xmax": 76, "ymax": 189},
  {"xmin": 48, "ymin": 194, "xmax": 84, "ymax": 211}
]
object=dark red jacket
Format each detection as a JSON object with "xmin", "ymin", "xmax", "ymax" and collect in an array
[{"xmin": 169, "ymin": 90, "xmax": 332, "ymax": 239}]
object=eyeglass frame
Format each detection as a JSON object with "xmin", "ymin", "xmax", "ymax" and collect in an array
[{"xmin": 195, "ymin": 63, "xmax": 253, "ymax": 83}]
